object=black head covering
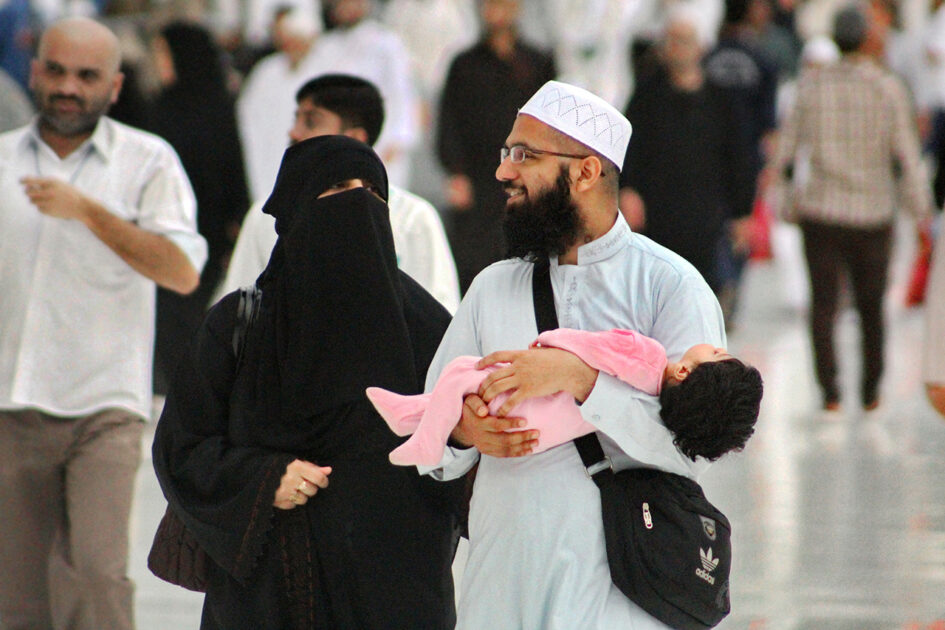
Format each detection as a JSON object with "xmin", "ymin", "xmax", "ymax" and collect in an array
[
  {"xmin": 262, "ymin": 135, "xmax": 388, "ymax": 236},
  {"xmin": 159, "ymin": 21, "xmax": 228, "ymax": 95},
  {"xmin": 231, "ymin": 135, "xmax": 412, "ymax": 457}
]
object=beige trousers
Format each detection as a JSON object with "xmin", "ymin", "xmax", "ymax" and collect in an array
[{"xmin": 0, "ymin": 408, "xmax": 144, "ymax": 630}]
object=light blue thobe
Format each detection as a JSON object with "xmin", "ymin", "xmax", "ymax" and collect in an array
[{"xmin": 423, "ymin": 214, "xmax": 726, "ymax": 630}]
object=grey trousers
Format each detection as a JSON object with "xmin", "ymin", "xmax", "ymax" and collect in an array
[{"xmin": 0, "ymin": 408, "xmax": 144, "ymax": 630}]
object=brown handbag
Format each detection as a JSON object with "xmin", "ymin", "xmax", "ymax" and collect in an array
[
  {"xmin": 147, "ymin": 505, "xmax": 209, "ymax": 592},
  {"xmin": 147, "ymin": 286, "xmax": 262, "ymax": 592}
]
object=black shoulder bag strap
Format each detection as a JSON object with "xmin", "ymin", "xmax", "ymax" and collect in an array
[
  {"xmin": 232, "ymin": 285, "xmax": 262, "ymax": 360},
  {"xmin": 531, "ymin": 259, "xmax": 614, "ymax": 483}
]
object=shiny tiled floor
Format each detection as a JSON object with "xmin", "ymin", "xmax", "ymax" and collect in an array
[{"xmin": 130, "ymin": 219, "xmax": 945, "ymax": 629}]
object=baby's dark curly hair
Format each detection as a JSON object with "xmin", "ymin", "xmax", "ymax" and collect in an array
[{"xmin": 658, "ymin": 358, "xmax": 763, "ymax": 461}]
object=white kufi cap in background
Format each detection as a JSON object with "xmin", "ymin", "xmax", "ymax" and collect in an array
[
  {"xmin": 282, "ymin": 6, "xmax": 323, "ymax": 39},
  {"xmin": 518, "ymin": 80, "xmax": 632, "ymax": 171},
  {"xmin": 801, "ymin": 35, "xmax": 840, "ymax": 66}
]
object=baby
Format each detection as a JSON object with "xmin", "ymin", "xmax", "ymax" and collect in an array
[{"xmin": 366, "ymin": 328, "xmax": 763, "ymax": 467}]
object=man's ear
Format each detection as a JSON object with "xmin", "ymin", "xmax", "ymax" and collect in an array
[
  {"xmin": 342, "ymin": 126, "xmax": 370, "ymax": 144},
  {"xmin": 573, "ymin": 155, "xmax": 603, "ymax": 193},
  {"xmin": 110, "ymin": 71, "xmax": 125, "ymax": 105}
]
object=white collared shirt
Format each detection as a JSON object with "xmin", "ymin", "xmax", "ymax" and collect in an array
[
  {"xmin": 423, "ymin": 213, "xmax": 725, "ymax": 629},
  {"xmin": 0, "ymin": 117, "xmax": 206, "ymax": 419}
]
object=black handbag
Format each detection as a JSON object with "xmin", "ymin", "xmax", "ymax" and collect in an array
[
  {"xmin": 532, "ymin": 259, "xmax": 731, "ymax": 629},
  {"xmin": 148, "ymin": 285, "xmax": 262, "ymax": 592},
  {"xmin": 147, "ymin": 506, "xmax": 209, "ymax": 592}
]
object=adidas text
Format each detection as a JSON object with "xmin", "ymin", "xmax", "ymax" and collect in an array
[{"xmin": 695, "ymin": 568, "xmax": 716, "ymax": 585}]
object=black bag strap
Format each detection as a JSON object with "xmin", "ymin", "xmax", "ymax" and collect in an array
[
  {"xmin": 531, "ymin": 259, "xmax": 614, "ymax": 485},
  {"xmin": 232, "ymin": 285, "xmax": 262, "ymax": 359},
  {"xmin": 531, "ymin": 257, "xmax": 558, "ymax": 334}
]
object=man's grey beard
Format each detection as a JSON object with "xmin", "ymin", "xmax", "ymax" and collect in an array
[{"xmin": 38, "ymin": 93, "xmax": 111, "ymax": 137}]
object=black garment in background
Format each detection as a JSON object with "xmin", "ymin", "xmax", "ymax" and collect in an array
[
  {"xmin": 929, "ymin": 110, "xmax": 945, "ymax": 208},
  {"xmin": 148, "ymin": 22, "xmax": 250, "ymax": 394},
  {"xmin": 621, "ymin": 70, "xmax": 754, "ymax": 290},
  {"xmin": 436, "ymin": 39, "xmax": 556, "ymax": 294},
  {"xmin": 153, "ymin": 137, "xmax": 463, "ymax": 629},
  {"xmin": 107, "ymin": 62, "xmax": 151, "ymax": 130},
  {"xmin": 703, "ymin": 34, "xmax": 779, "ymax": 180},
  {"xmin": 703, "ymin": 34, "xmax": 778, "ymax": 314}
]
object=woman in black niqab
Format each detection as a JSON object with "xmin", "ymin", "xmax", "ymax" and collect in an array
[{"xmin": 153, "ymin": 136, "xmax": 463, "ymax": 630}]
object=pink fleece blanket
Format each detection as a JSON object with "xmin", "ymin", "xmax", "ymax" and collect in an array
[{"xmin": 366, "ymin": 328, "xmax": 667, "ymax": 466}]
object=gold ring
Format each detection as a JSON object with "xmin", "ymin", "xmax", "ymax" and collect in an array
[
  {"xmin": 296, "ymin": 480, "xmax": 308, "ymax": 493},
  {"xmin": 289, "ymin": 491, "xmax": 303, "ymax": 505}
]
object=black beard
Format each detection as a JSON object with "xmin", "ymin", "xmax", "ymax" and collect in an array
[{"xmin": 502, "ymin": 168, "xmax": 584, "ymax": 262}]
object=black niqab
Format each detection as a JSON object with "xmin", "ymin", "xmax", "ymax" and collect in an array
[{"xmin": 233, "ymin": 136, "xmax": 409, "ymax": 454}]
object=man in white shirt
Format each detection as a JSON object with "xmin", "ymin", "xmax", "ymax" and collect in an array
[
  {"xmin": 0, "ymin": 18, "xmax": 206, "ymax": 630},
  {"xmin": 314, "ymin": 0, "xmax": 419, "ymax": 188},
  {"xmin": 220, "ymin": 74, "xmax": 460, "ymax": 312},
  {"xmin": 236, "ymin": 5, "xmax": 325, "ymax": 199},
  {"xmin": 423, "ymin": 81, "xmax": 725, "ymax": 628}
]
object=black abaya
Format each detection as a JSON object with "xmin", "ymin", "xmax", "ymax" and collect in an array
[{"xmin": 153, "ymin": 137, "xmax": 463, "ymax": 629}]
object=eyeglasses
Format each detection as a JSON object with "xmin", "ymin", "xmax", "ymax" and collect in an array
[{"xmin": 500, "ymin": 144, "xmax": 591, "ymax": 165}]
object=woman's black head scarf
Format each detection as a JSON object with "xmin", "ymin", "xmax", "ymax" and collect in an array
[
  {"xmin": 231, "ymin": 135, "xmax": 414, "ymax": 458},
  {"xmin": 159, "ymin": 21, "xmax": 228, "ymax": 95}
]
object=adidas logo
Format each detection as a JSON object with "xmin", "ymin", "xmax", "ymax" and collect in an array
[
  {"xmin": 700, "ymin": 547, "xmax": 720, "ymax": 572},
  {"xmin": 695, "ymin": 548, "xmax": 720, "ymax": 585}
]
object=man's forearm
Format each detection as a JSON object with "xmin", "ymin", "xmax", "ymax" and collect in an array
[{"xmin": 80, "ymin": 198, "xmax": 200, "ymax": 294}]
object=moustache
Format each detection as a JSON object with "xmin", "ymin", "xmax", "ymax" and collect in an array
[{"xmin": 49, "ymin": 95, "xmax": 84, "ymax": 107}]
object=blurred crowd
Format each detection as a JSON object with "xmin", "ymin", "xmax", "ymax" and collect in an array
[{"xmin": 3, "ymin": 1, "xmax": 945, "ymax": 628}]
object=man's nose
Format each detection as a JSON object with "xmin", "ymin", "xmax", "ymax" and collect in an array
[
  {"xmin": 496, "ymin": 155, "xmax": 515, "ymax": 181},
  {"xmin": 56, "ymin": 73, "xmax": 82, "ymax": 96}
]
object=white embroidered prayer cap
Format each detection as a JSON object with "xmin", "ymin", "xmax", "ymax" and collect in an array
[{"xmin": 518, "ymin": 80, "xmax": 632, "ymax": 172}]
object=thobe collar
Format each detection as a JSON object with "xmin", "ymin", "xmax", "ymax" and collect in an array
[
  {"xmin": 563, "ymin": 211, "xmax": 629, "ymax": 267},
  {"xmin": 21, "ymin": 115, "xmax": 113, "ymax": 163}
]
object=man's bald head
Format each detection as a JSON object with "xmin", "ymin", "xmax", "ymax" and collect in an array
[
  {"xmin": 30, "ymin": 17, "xmax": 124, "ymax": 143},
  {"xmin": 38, "ymin": 17, "xmax": 122, "ymax": 74}
]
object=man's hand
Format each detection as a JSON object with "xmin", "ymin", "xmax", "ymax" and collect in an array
[
  {"xmin": 21, "ymin": 176, "xmax": 92, "ymax": 222},
  {"xmin": 476, "ymin": 347, "xmax": 598, "ymax": 417},
  {"xmin": 450, "ymin": 394, "xmax": 538, "ymax": 458},
  {"xmin": 729, "ymin": 216, "xmax": 753, "ymax": 256},
  {"xmin": 445, "ymin": 174, "xmax": 474, "ymax": 211},
  {"xmin": 618, "ymin": 187, "xmax": 645, "ymax": 231}
]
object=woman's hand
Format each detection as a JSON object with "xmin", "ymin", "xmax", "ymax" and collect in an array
[{"xmin": 273, "ymin": 459, "xmax": 332, "ymax": 510}]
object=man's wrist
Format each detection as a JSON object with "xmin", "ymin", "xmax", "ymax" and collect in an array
[{"xmin": 447, "ymin": 427, "xmax": 471, "ymax": 449}]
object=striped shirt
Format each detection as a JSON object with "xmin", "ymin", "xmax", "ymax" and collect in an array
[{"xmin": 772, "ymin": 55, "xmax": 932, "ymax": 227}]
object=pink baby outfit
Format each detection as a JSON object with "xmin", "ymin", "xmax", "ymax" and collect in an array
[{"xmin": 366, "ymin": 328, "xmax": 668, "ymax": 466}]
